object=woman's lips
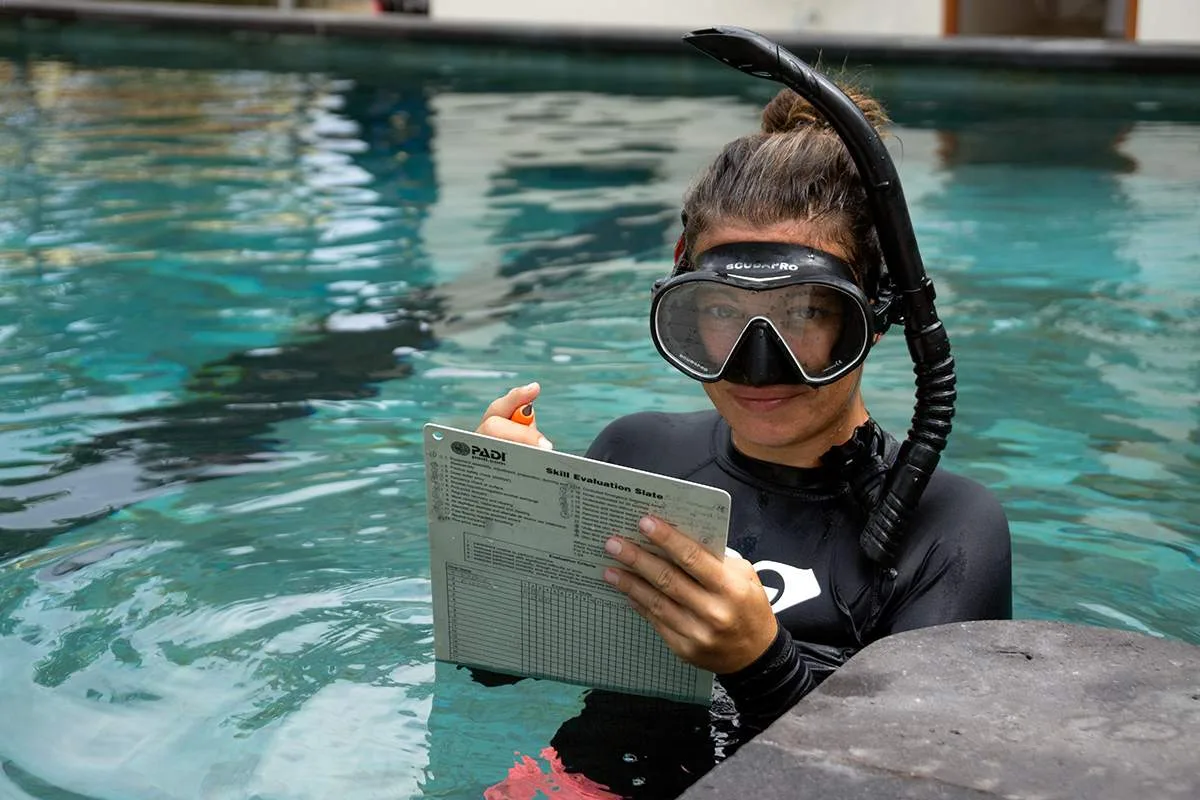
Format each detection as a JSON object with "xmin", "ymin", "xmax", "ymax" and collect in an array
[{"xmin": 727, "ymin": 386, "xmax": 813, "ymax": 412}]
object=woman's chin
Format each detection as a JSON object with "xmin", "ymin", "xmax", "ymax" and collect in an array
[
  {"xmin": 739, "ymin": 430, "xmax": 807, "ymax": 454},
  {"xmin": 728, "ymin": 414, "xmax": 814, "ymax": 450}
]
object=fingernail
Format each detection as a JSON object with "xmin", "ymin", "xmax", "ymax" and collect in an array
[
  {"xmin": 604, "ymin": 537, "xmax": 622, "ymax": 556},
  {"xmin": 524, "ymin": 381, "xmax": 539, "ymax": 391},
  {"xmin": 638, "ymin": 517, "xmax": 656, "ymax": 535},
  {"xmin": 538, "ymin": 437, "xmax": 553, "ymax": 450},
  {"xmin": 603, "ymin": 568, "xmax": 620, "ymax": 585}
]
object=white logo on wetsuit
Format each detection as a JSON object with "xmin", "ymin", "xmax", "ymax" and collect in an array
[{"xmin": 727, "ymin": 547, "xmax": 822, "ymax": 613}]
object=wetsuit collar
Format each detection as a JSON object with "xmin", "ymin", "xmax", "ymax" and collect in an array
[{"xmin": 711, "ymin": 416, "xmax": 848, "ymax": 498}]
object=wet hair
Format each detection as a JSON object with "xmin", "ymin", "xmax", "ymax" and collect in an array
[{"xmin": 680, "ymin": 83, "xmax": 890, "ymax": 295}]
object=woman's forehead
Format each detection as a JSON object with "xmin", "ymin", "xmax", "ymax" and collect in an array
[{"xmin": 692, "ymin": 221, "xmax": 851, "ymax": 263}]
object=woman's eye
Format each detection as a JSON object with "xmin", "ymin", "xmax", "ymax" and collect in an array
[
  {"xmin": 787, "ymin": 305, "xmax": 829, "ymax": 321},
  {"xmin": 702, "ymin": 303, "xmax": 742, "ymax": 320}
]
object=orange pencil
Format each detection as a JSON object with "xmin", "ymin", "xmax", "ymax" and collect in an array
[{"xmin": 510, "ymin": 403, "xmax": 534, "ymax": 426}]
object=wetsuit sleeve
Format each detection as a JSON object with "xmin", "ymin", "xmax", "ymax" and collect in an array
[
  {"xmin": 716, "ymin": 622, "xmax": 856, "ymax": 731},
  {"xmin": 878, "ymin": 473, "xmax": 1013, "ymax": 635},
  {"xmin": 715, "ymin": 621, "xmax": 813, "ymax": 732}
]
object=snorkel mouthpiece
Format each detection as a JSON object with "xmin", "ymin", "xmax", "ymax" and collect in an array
[
  {"xmin": 724, "ymin": 321, "xmax": 804, "ymax": 387},
  {"xmin": 683, "ymin": 26, "xmax": 959, "ymax": 567}
]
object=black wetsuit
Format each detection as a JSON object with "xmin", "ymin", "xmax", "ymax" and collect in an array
[{"xmin": 546, "ymin": 409, "xmax": 1012, "ymax": 797}]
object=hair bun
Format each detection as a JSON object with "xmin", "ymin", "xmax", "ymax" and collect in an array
[{"xmin": 761, "ymin": 87, "xmax": 889, "ymax": 135}]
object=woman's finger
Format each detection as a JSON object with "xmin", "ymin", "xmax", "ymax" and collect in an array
[
  {"xmin": 477, "ymin": 415, "xmax": 553, "ymax": 449},
  {"xmin": 632, "ymin": 516, "xmax": 726, "ymax": 592},
  {"xmin": 604, "ymin": 536, "xmax": 708, "ymax": 610},
  {"xmin": 606, "ymin": 567, "xmax": 703, "ymax": 640},
  {"xmin": 626, "ymin": 595, "xmax": 699, "ymax": 662},
  {"xmin": 477, "ymin": 382, "xmax": 553, "ymax": 449},
  {"xmin": 480, "ymin": 382, "xmax": 541, "ymax": 425}
]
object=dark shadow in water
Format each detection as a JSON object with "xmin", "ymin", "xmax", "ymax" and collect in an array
[
  {"xmin": 0, "ymin": 303, "xmax": 437, "ymax": 548},
  {"xmin": 930, "ymin": 117, "xmax": 1139, "ymax": 172}
]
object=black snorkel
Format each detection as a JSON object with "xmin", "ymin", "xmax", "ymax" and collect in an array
[{"xmin": 683, "ymin": 26, "xmax": 957, "ymax": 567}]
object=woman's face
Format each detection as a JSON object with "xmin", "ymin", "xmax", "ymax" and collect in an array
[{"xmin": 691, "ymin": 221, "xmax": 870, "ymax": 467}]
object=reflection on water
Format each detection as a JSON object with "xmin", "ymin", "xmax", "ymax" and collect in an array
[
  {"xmin": 913, "ymin": 111, "xmax": 1200, "ymax": 645},
  {"xmin": 0, "ymin": 27, "xmax": 1197, "ymax": 800}
]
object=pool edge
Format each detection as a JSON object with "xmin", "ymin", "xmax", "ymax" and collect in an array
[{"xmin": 5, "ymin": 0, "xmax": 1200, "ymax": 74}]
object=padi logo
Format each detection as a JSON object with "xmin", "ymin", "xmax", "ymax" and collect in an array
[
  {"xmin": 726, "ymin": 261, "xmax": 800, "ymax": 271},
  {"xmin": 451, "ymin": 440, "xmax": 507, "ymax": 463}
]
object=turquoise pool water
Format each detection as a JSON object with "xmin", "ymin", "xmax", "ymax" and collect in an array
[{"xmin": 1, "ymin": 22, "xmax": 1198, "ymax": 799}]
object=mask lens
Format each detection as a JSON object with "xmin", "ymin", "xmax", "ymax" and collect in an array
[{"xmin": 654, "ymin": 280, "xmax": 868, "ymax": 383}]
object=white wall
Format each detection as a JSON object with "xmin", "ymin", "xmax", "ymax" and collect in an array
[
  {"xmin": 1137, "ymin": 0, "xmax": 1200, "ymax": 43},
  {"xmin": 431, "ymin": 0, "xmax": 943, "ymax": 37}
]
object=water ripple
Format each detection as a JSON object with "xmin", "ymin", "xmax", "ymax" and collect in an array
[{"xmin": 0, "ymin": 32, "xmax": 1198, "ymax": 800}]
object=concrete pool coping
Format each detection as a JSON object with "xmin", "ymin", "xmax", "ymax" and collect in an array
[
  {"xmin": 5, "ymin": 0, "xmax": 1200, "ymax": 74},
  {"xmin": 681, "ymin": 620, "xmax": 1200, "ymax": 800}
]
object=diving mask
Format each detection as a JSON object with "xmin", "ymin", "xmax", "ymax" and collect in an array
[{"xmin": 651, "ymin": 242, "xmax": 883, "ymax": 386}]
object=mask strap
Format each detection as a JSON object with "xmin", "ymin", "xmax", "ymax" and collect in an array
[{"xmin": 672, "ymin": 211, "xmax": 691, "ymax": 276}]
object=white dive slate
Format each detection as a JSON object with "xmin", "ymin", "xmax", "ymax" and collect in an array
[{"xmin": 423, "ymin": 424, "xmax": 731, "ymax": 704}]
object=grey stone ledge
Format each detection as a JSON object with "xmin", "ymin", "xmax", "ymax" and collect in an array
[
  {"xmin": 4, "ymin": 0, "xmax": 1200, "ymax": 73},
  {"xmin": 683, "ymin": 620, "xmax": 1200, "ymax": 800}
]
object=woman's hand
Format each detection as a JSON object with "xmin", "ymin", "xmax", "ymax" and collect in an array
[
  {"xmin": 602, "ymin": 516, "xmax": 777, "ymax": 675},
  {"xmin": 477, "ymin": 382, "xmax": 554, "ymax": 450}
]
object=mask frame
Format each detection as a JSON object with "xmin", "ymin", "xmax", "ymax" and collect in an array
[{"xmin": 651, "ymin": 242, "xmax": 880, "ymax": 387}]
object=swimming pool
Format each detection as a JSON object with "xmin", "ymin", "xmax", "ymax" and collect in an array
[{"xmin": 0, "ymin": 21, "xmax": 1197, "ymax": 800}]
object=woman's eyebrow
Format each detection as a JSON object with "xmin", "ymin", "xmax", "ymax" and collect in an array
[{"xmin": 697, "ymin": 287, "xmax": 739, "ymax": 300}]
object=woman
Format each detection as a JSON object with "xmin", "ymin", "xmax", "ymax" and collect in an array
[{"xmin": 475, "ymin": 30, "xmax": 1012, "ymax": 798}]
